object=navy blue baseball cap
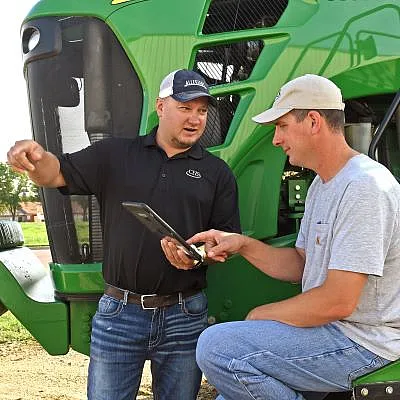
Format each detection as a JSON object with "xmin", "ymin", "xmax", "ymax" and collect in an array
[{"xmin": 158, "ymin": 69, "xmax": 216, "ymax": 104}]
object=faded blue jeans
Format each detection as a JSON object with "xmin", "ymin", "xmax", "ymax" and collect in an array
[
  {"xmin": 87, "ymin": 291, "xmax": 208, "ymax": 400},
  {"xmin": 196, "ymin": 321, "xmax": 390, "ymax": 400}
]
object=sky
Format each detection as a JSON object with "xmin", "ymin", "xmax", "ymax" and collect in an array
[{"xmin": 1, "ymin": 1, "xmax": 38, "ymax": 161}]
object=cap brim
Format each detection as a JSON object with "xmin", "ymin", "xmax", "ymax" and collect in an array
[
  {"xmin": 172, "ymin": 91, "xmax": 217, "ymax": 106},
  {"xmin": 252, "ymin": 107, "xmax": 292, "ymax": 124}
]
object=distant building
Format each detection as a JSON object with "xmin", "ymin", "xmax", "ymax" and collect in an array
[{"xmin": 0, "ymin": 202, "xmax": 44, "ymax": 222}]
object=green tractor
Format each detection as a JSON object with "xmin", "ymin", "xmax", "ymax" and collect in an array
[{"xmin": 1, "ymin": 1, "xmax": 399, "ymax": 398}]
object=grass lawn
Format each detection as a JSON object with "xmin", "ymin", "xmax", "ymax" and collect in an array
[
  {"xmin": 19, "ymin": 222, "xmax": 49, "ymax": 247},
  {"xmin": 0, "ymin": 312, "xmax": 33, "ymax": 343},
  {"xmin": 19, "ymin": 221, "xmax": 89, "ymax": 247}
]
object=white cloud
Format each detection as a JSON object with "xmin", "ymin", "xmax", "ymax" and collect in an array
[{"xmin": 0, "ymin": 1, "xmax": 37, "ymax": 161}]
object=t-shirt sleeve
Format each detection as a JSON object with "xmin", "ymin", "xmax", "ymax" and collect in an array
[
  {"xmin": 328, "ymin": 178, "xmax": 392, "ymax": 276},
  {"xmin": 58, "ymin": 140, "xmax": 109, "ymax": 196},
  {"xmin": 295, "ymin": 177, "xmax": 318, "ymax": 251},
  {"xmin": 295, "ymin": 203, "xmax": 309, "ymax": 250}
]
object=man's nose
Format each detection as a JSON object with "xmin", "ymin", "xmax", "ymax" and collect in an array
[
  {"xmin": 188, "ymin": 112, "xmax": 202, "ymax": 124},
  {"xmin": 272, "ymin": 128, "xmax": 281, "ymax": 147}
]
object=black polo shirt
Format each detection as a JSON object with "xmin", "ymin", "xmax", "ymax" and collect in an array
[{"xmin": 59, "ymin": 129, "xmax": 241, "ymax": 294}]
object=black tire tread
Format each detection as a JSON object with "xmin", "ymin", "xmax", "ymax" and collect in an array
[{"xmin": 0, "ymin": 221, "xmax": 24, "ymax": 250}]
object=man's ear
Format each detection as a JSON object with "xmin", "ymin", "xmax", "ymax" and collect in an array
[
  {"xmin": 308, "ymin": 110, "xmax": 322, "ymax": 134},
  {"xmin": 156, "ymin": 98, "xmax": 164, "ymax": 118}
]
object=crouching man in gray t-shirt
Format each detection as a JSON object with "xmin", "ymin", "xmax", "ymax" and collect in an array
[{"xmin": 162, "ymin": 75, "xmax": 400, "ymax": 400}]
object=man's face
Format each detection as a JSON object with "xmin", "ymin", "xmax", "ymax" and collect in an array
[
  {"xmin": 271, "ymin": 112, "xmax": 312, "ymax": 168},
  {"xmin": 156, "ymin": 97, "xmax": 208, "ymax": 150}
]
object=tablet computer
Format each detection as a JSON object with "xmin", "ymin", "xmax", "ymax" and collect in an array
[{"xmin": 122, "ymin": 201, "xmax": 204, "ymax": 263}]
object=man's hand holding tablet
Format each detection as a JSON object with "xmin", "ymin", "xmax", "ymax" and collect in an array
[{"xmin": 122, "ymin": 201, "xmax": 205, "ymax": 268}]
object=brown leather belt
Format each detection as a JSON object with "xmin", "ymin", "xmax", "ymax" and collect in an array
[{"xmin": 104, "ymin": 284, "xmax": 200, "ymax": 309}]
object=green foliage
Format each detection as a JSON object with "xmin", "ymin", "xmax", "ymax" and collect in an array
[
  {"xmin": 0, "ymin": 312, "xmax": 33, "ymax": 343},
  {"xmin": 28, "ymin": 183, "xmax": 40, "ymax": 202},
  {"xmin": 76, "ymin": 220, "xmax": 89, "ymax": 244},
  {"xmin": 0, "ymin": 203, "xmax": 7, "ymax": 215},
  {"xmin": 20, "ymin": 222, "xmax": 49, "ymax": 247},
  {"xmin": 71, "ymin": 195, "xmax": 89, "ymax": 222},
  {"xmin": 0, "ymin": 162, "xmax": 39, "ymax": 220}
]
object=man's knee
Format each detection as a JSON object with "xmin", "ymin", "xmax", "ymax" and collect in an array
[
  {"xmin": 196, "ymin": 324, "xmax": 226, "ymax": 370},
  {"xmin": 196, "ymin": 326, "xmax": 212, "ymax": 369}
]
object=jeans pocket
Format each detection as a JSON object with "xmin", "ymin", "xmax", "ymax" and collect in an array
[
  {"xmin": 181, "ymin": 291, "xmax": 208, "ymax": 318},
  {"xmin": 348, "ymin": 351, "xmax": 388, "ymax": 385},
  {"xmin": 96, "ymin": 294, "xmax": 124, "ymax": 318}
]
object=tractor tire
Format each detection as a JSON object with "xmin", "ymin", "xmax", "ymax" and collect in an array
[{"xmin": 0, "ymin": 221, "xmax": 24, "ymax": 250}]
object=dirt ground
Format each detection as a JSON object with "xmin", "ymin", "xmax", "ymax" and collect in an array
[{"xmin": 0, "ymin": 340, "xmax": 217, "ymax": 400}]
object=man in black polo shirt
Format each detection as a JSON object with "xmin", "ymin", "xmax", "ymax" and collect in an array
[{"xmin": 7, "ymin": 69, "xmax": 241, "ymax": 400}]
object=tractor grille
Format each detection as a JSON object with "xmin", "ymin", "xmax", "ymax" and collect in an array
[
  {"xmin": 200, "ymin": 94, "xmax": 240, "ymax": 148},
  {"xmin": 194, "ymin": 40, "xmax": 264, "ymax": 85},
  {"xmin": 203, "ymin": 0, "xmax": 288, "ymax": 33}
]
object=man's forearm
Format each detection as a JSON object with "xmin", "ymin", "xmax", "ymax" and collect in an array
[
  {"xmin": 247, "ymin": 289, "xmax": 343, "ymax": 327},
  {"xmin": 246, "ymin": 270, "xmax": 368, "ymax": 326},
  {"xmin": 239, "ymin": 236, "xmax": 304, "ymax": 282}
]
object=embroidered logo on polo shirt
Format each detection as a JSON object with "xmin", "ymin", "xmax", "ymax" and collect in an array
[{"xmin": 186, "ymin": 169, "xmax": 202, "ymax": 179}]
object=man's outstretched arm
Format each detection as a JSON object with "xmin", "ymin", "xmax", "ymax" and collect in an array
[{"xmin": 188, "ymin": 229, "xmax": 306, "ymax": 283}]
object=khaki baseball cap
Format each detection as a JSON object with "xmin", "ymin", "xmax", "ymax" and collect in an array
[{"xmin": 252, "ymin": 74, "xmax": 345, "ymax": 124}]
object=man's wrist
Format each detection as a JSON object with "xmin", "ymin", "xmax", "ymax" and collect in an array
[{"xmin": 239, "ymin": 234, "xmax": 251, "ymax": 254}]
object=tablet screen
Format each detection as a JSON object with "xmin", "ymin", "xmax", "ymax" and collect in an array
[{"xmin": 122, "ymin": 201, "xmax": 203, "ymax": 262}]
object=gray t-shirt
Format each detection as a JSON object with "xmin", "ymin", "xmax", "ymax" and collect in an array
[{"xmin": 296, "ymin": 154, "xmax": 400, "ymax": 361}]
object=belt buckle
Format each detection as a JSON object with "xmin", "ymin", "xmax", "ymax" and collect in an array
[{"xmin": 140, "ymin": 294, "xmax": 158, "ymax": 310}]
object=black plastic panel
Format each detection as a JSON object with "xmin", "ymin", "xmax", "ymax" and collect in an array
[{"xmin": 203, "ymin": 0, "xmax": 288, "ymax": 33}]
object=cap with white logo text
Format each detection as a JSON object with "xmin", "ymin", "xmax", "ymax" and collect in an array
[
  {"xmin": 158, "ymin": 69, "xmax": 215, "ymax": 104},
  {"xmin": 252, "ymin": 74, "xmax": 345, "ymax": 124}
]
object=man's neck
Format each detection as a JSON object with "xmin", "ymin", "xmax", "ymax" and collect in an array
[
  {"xmin": 155, "ymin": 131, "xmax": 190, "ymax": 158},
  {"xmin": 316, "ymin": 143, "xmax": 359, "ymax": 183}
]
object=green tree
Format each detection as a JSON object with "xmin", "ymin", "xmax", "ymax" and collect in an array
[
  {"xmin": 28, "ymin": 183, "xmax": 40, "ymax": 202},
  {"xmin": 0, "ymin": 163, "xmax": 38, "ymax": 220},
  {"xmin": 71, "ymin": 195, "xmax": 89, "ymax": 222}
]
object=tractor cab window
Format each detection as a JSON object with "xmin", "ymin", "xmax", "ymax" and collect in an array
[{"xmin": 21, "ymin": 17, "xmax": 143, "ymax": 263}]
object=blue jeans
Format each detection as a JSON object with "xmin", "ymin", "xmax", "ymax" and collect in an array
[
  {"xmin": 196, "ymin": 321, "xmax": 390, "ymax": 400},
  {"xmin": 87, "ymin": 291, "xmax": 208, "ymax": 400}
]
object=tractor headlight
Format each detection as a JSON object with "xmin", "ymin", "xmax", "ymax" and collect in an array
[{"xmin": 22, "ymin": 27, "xmax": 40, "ymax": 54}]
